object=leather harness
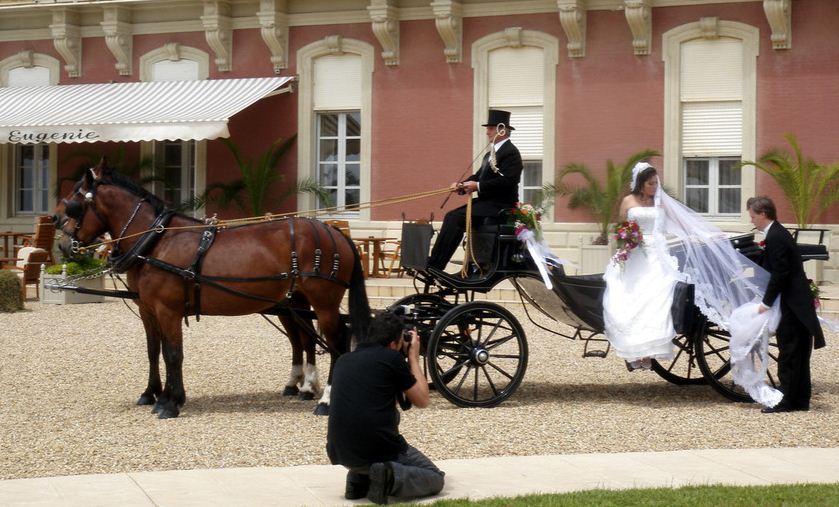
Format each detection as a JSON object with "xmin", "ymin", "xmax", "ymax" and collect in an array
[{"xmin": 110, "ymin": 212, "xmax": 352, "ymax": 325}]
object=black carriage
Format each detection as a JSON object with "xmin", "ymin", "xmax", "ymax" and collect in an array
[{"xmin": 390, "ymin": 220, "xmax": 829, "ymax": 408}]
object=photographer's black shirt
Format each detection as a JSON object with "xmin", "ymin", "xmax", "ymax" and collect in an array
[{"xmin": 326, "ymin": 343, "xmax": 417, "ymax": 467}]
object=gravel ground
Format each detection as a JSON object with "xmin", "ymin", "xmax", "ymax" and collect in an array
[{"xmin": 1, "ymin": 299, "xmax": 837, "ymax": 480}]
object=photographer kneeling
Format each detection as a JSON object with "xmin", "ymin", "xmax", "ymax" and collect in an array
[{"xmin": 326, "ymin": 311, "xmax": 445, "ymax": 505}]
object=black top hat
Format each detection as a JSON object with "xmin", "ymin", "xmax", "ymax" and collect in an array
[{"xmin": 481, "ymin": 109, "xmax": 515, "ymax": 130}]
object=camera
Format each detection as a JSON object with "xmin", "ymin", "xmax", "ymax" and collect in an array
[
  {"xmin": 392, "ymin": 304, "xmax": 418, "ymax": 355},
  {"xmin": 393, "ymin": 304, "xmax": 418, "ymax": 331}
]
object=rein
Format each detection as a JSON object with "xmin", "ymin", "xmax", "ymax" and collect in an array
[{"xmin": 74, "ymin": 186, "xmax": 451, "ymax": 255}]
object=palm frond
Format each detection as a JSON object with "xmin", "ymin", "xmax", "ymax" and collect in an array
[{"xmin": 742, "ymin": 133, "xmax": 839, "ymax": 228}]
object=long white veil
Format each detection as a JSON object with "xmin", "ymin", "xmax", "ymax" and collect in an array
[{"xmin": 632, "ymin": 163, "xmax": 783, "ymax": 406}]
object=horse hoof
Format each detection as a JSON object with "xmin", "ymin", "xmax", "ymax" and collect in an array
[
  {"xmin": 282, "ymin": 385, "xmax": 300, "ymax": 396},
  {"xmin": 158, "ymin": 408, "xmax": 179, "ymax": 419},
  {"xmin": 137, "ymin": 393, "xmax": 156, "ymax": 406},
  {"xmin": 298, "ymin": 391, "xmax": 315, "ymax": 401},
  {"xmin": 313, "ymin": 403, "xmax": 329, "ymax": 416}
]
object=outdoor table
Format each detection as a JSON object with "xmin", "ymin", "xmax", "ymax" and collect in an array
[{"xmin": 352, "ymin": 236, "xmax": 397, "ymax": 278}]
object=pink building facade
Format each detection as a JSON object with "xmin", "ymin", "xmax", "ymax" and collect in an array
[{"xmin": 0, "ymin": 0, "xmax": 837, "ymax": 280}]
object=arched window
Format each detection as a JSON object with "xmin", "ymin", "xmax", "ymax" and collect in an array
[
  {"xmin": 139, "ymin": 45, "xmax": 209, "ymax": 216},
  {"xmin": 0, "ymin": 52, "xmax": 60, "ymax": 218},
  {"xmin": 663, "ymin": 21, "xmax": 759, "ymax": 220},
  {"xmin": 472, "ymin": 29, "xmax": 558, "ymax": 217},
  {"xmin": 297, "ymin": 37, "xmax": 374, "ymax": 219}
]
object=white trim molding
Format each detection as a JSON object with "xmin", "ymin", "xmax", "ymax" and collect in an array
[
  {"xmin": 50, "ymin": 8, "xmax": 82, "ymax": 78},
  {"xmin": 0, "ymin": 51, "xmax": 60, "ymax": 86},
  {"xmin": 662, "ymin": 20, "xmax": 760, "ymax": 221},
  {"xmin": 257, "ymin": 0, "xmax": 289, "ymax": 73},
  {"xmin": 557, "ymin": 0, "xmax": 586, "ymax": 58},
  {"xmin": 101, "ymin": 6, "xmax": 133, "ymax": 76},
  {"xmin": 431, "ymin": 0, "xmax": 463, "ymax": 64},
  {"xmin": 624, "ymin": 0, "xmax": 652, "ymax": 55},
  {"xmin": 472, "ymin": 28, "xmax": 559, "ymax": 221},
  {"xmin": 368, "ymin": 0, "xmax": 399, "ymax": 66},
  {"xmin": 297, "ymin": 36, "xmax": 375, "ymax": 219},
  {"xmin": 138, "ymin": 43, "xmax": 210, "ymax": 81},
  {"xmin": 201, "ymin": 0, "xmax": 233, "ymax": 72},
  {"xmin": 763, "ymin": 0, "xmax": 792, "ymax": 49}
]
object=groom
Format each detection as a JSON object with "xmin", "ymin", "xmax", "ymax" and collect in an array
[{"xmin": 747, "ymin": 196, "xmax": 825, "ymax": 413}]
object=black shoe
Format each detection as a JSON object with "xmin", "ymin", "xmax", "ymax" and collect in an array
[
  {"xmin": 761, "ymin": 403, "xmax": 794, "ymax": 413},
  {"xmin": 367, "ymin": 462, "xmax": 394, "ymax": 505},
  {"xmin": 344, "ymin": 472, "xmax": 370, "ymax": 500}
]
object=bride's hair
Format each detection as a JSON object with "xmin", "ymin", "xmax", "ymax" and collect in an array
[{"xmin": 631, "ymin": 166, "xmax": 657, "ymax": 195}]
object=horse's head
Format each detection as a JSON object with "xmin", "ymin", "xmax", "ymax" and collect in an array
[{"xmin": 54, "ymin": 158, "xmax": 113, "ymax": 257}]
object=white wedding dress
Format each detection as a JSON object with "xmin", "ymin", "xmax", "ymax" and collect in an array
[{"xmin": 603, "ymin": 207, "xmax": 678, "ymax": 362}]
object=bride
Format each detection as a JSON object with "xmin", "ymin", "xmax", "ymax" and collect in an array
[
  {"xmin": 603, "ymin": 163, "xmax": 681, "ymax": 370},
  {"xmin": 600, "ymin": 162, "xmax": 782, "ymax": 407}
]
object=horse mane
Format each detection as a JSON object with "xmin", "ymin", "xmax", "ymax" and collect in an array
[{"xmin": 104, "ymin": 171, "xmax": 200, "ymax": 223}]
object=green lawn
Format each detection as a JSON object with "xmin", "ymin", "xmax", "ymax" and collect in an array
[{"xmin": 410, "ymin": 483, "xmax": 839, "ymax": 506}]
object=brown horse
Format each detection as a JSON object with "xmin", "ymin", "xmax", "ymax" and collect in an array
[{"xmin": 54, "ymin": 160, "xmax": 370, "ymax": 418}]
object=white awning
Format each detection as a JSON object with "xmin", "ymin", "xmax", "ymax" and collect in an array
[{"xmin": 0, "ymin": 76, "xmax": 294, "ymax": 144}]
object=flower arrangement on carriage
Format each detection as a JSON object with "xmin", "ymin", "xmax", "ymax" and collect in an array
[
  {"xmin": 610, "ymin": 219, "xmax": 643, "ymax": 267},
  {"xmin": 511, "ymin": 202, "xmax": 544, "ymax": 241}
]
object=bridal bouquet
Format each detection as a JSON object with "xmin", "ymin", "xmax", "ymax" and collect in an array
[
  {"xmin": 610, "ymin": 219, "xmax": 643, "ymax": 267},
  {"xmin": 511, "ymin": 202, "xmax": 544, "ymax": 241}
]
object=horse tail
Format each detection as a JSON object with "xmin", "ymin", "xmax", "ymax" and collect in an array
[{"xmin": 347, "ymin": 238, "xmax": 371, "ymax": 344}]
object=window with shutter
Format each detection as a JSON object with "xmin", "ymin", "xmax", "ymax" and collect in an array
[{"xmin": 679, "ymin": 37, "xmax": 744, "ymax": 216}]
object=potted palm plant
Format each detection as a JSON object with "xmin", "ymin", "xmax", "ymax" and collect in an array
[
  {"xmin": 740, "ymin": 133, "xmax": 839, "ymax": 282},
  {"xmin": 546, "ymin": 149, "xmax": 659, "ymax": 273}
]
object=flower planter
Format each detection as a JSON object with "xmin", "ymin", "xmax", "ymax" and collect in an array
[{"xmin": 40, "ymin": 273, "xmax": 105, "ymax": 304}]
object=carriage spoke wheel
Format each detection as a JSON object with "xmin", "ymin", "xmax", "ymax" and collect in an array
[
  {"xmin": 650, "ymin": 330, "xmax": 706, "ymax": 385},
  {"xmin": 694, "ymin": 317, "xmax": 780, "ymax": 402},
  {"xmin": 427, "ymin": 301, "xmax": 527, "ymax": 408}
]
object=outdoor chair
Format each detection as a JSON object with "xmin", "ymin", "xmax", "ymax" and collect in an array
[
  {"xmin": 3, "ymin": 246, "xmax": 50, "ymax": 301},
  {"xmin": 16, "ymin": 215, "xmax": 56, "ymax": 264}
]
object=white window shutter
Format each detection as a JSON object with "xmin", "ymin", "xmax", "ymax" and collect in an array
[
  {"xmin": 680, "ymin": 38, "xmax": 743, "ymax": 101},
  {"xmin": 8, "ymin": 66, "xmax": 50, "ymax": 87},
  {"xmin": 506, "ymin": 106, "xmax": 543, "ymax": 159},
  {"xmin": 314, "ymin": 54, "xmax": 361, "ymax": 109},
  {"xmin": 152, "ymin": 60, "xmax": 200, "ymax": 82},
  {"xmin": 681, "ymin": 101, "xmax": 742, "ymax": 156},
  {"xmin": 488, "ymin": 47, "xmax": 544, "ymax": 106}
]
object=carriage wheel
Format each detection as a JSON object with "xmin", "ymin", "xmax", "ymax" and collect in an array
[
  {"xmin": 694, "ymin": 317, "xmax": 780, "ymax": 402},
  {"xmin": 650, "ymin": 331, "xmax": 707, "ymax": 385},
  {"xmin": 427, "ymin": 301, "xmax": 528, "ymax": 408}
]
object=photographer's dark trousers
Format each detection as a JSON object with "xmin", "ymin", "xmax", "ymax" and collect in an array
[{"xmin": 347, "ymin": 445, "xmax": 445, "ymax": 500}]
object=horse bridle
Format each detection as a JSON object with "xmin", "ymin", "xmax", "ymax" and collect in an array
[{"xmin": 59, "ymin": 180, "xmax": 145, "ymax": 255}]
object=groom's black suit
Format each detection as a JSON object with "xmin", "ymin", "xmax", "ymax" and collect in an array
[
  {"xmin": 428, "ymin": 140, "xmax": 523, "ymax": 270},
  {"xmin": 761, "ymin": 221, "xmax": 825, "ymax": 409}
]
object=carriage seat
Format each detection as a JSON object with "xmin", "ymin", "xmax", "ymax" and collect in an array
[
  {"xmin": 469, "ymin": 211, "xmax": 514, "ymax": 268},
  {"xmin": 797, "ymin": 243, "xmax": 828, "ymax": 261}
]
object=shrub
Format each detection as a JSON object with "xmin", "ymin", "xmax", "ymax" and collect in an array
[
  {"xmin": 46, "ymin": 255, "xmax": 108, "ymax": 276},
  {"xmin": 0, "ymin": 270, "xmax": 23, "ymax": 313}
]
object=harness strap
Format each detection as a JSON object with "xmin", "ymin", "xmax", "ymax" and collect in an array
[
  {"xmin": 140, "ymin": 256, "xmax": 348, "ymax": 305},
  {"xmin": 323, "ymin": 222, "xmax": 341, "ymax": 280},
  {"xmin": 307, "ymin": 219, "xmax": 323, "ymax": 274},
  {"xmin": 183, "ymin": 225, "xmax": 218, "ymax": 325},
  {"xmin": 287, "ymin": 218, "xmax": 298, "ymax": 299},
  {"xmin": 109, "ymin": 210, "xmax": 176, "ymax": 273}
]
